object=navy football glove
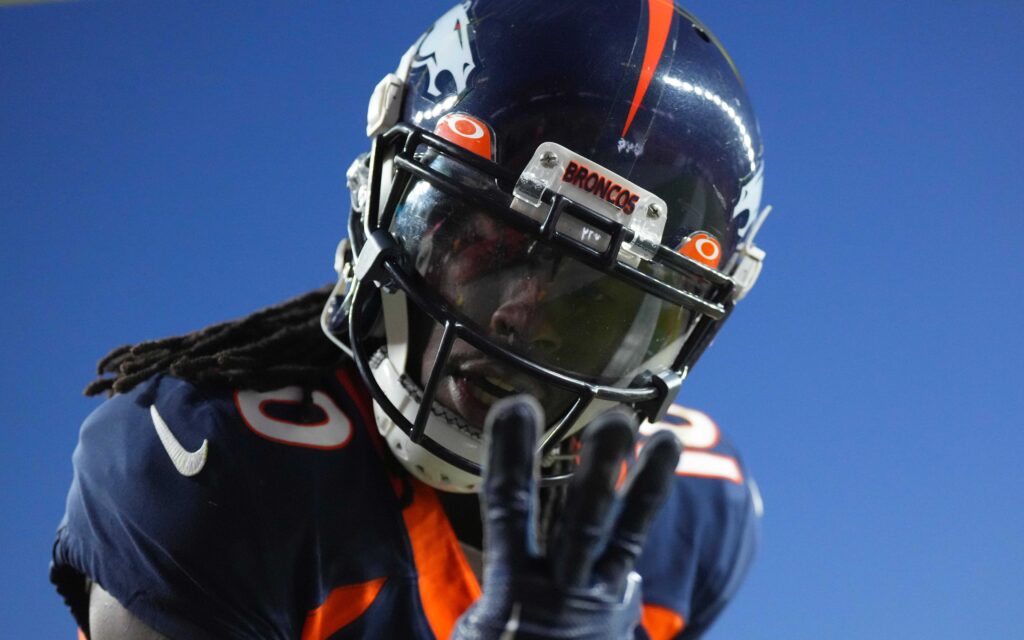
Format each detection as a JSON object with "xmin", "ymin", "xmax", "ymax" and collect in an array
[{"xmin": 452, "ymin": 396, "xmax": 682, "ymax": 640}]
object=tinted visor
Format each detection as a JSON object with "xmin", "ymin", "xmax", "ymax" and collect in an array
[{"xmin": 390, "ymin": 155, "xmax": 705, "ymax": 390}]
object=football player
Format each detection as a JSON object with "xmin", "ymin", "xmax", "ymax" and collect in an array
[{"xmin": 52, "ymin": 1, "xmax": 770, "ymax": 638}]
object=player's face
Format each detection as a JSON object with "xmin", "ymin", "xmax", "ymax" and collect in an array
[
  {"xmin": 415, "ymin": 211, "xmax": 643, "ymax": 427},
  {"xmin": 392, "ymin": 162, "xmax": 697, "ymax": 431}
]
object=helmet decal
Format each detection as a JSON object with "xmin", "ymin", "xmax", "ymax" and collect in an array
[
  {"xmin": 434, "ymin": 112, "xmax": 495, "ymax": 160},
  {"xmin": 561, "ymin": 161, "xmax": 641, "ymax": 215},
  {"xmin": 621, "ymin": 0, "xmax": 676, "ymax": 138},
  {"xmin": 514, "ymin": 142, "xmax": 668, "ymax": 257},
  {"xmin": 411, "ymin": 2, "xmax": 477, "ymax": 97},
  {"xmin": 679, "ymin": 232, "xmax": 722, "ymax": 269},
  {"xmin": 733, "ymin": 164, "xmax": 765, "ymax": 236}
]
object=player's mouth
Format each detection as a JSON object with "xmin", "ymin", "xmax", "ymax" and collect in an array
[
  {"xmin": 463, "ymin": 373, "xmax": 517, "ymax": 404},
  {"xmin": 443, "ymin": 361, "xmax": 545, "ymax": 428}
]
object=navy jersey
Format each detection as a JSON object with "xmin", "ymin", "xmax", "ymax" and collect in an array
[
  {"xmin": 635, "ymin": 405, "xmax": 762, "ymax": 638},
  {"xmin": 52, "ymin": 369, "xmax": 759, "ymax": 639}
]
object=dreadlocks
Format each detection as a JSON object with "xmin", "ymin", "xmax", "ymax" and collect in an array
[{"xmin": 85, "ymin": 284, "xmax": 344, "ymax": 397}]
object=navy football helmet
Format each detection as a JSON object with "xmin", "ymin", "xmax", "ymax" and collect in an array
[{"xmin": 323, "ymin": 0, "xmax": 771, "ymax": 492}]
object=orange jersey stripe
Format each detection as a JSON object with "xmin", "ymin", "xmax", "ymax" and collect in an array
[
  {"xmin": 402, "ymin": 480, "xmax": 481, "ymax": 638},
  {"xmin": 301, "ymin": 576, "xmax": 388, "ymax": 640}
]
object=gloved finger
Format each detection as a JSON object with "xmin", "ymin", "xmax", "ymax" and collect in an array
[
  {"xmin": 593, "ymin": 429, "xmax": 681, "ymax": 592},
  {"xmin": 551, "ymin": 410, "xmax": 635, "ymax": 588},
  {"xmin": 480, "ymin": 394, "xmax": 544, "ymax": 574}
]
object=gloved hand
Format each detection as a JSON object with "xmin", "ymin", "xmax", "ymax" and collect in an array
[{"xmin": 452, "ymin": 396, "xmax": 682, "ymax": 640}]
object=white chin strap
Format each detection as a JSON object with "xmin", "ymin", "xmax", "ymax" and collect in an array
[
  {"xmin": 372, "ymin": 395, "xmax": 483, "ymax": 494},
  {"xmin": 374, "ymin": 289, "xmax": 483, "ymax": 493}
]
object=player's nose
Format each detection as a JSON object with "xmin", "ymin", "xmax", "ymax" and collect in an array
[{"xmin": 489, "ymin": 277, "xmax": 561, "ymax": 354}]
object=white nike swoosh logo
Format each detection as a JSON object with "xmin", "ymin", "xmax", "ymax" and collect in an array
[{"xmin": 150, "ymin": 405, "xmax": 208, "ymax": 477}]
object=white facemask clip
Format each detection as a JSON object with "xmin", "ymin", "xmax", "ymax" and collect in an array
[{"xmin": 729, "ymin": 204, "xmax": 772, "ymax": 301}]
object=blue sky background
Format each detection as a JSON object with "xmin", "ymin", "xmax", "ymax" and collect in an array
[{"xmin": 2, "ymin": 1, "xmax": 1022, "ymax": 637}]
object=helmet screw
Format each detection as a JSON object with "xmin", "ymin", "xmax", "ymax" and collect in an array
[
  {"xmin": 540, "ymin": 151, "xmax": 558, "ymax": 168},
  {"xmin": 647, "ymin": 203, "xmax": 661, "ymax": 219}
]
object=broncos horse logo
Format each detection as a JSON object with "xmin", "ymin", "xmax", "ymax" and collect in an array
[{"xmin": 412, "ymin": 3, "xmax": 477, "ymax": 97}]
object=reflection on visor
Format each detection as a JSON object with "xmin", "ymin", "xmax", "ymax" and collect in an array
[{"xmin": 391, "ymin": 165, "xmax": 703, "ymax": 392}]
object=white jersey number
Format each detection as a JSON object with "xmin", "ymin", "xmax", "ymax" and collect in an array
[
  {"xmin": 640, "ymin": 405, "xmax": 743, "ymax": 484},
  {"xmin": 234, "ymin": 387, "xmax": 352, "ymax": 450}
]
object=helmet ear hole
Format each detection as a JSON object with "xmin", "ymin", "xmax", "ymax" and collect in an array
[{"xmin": 734, "ymin": 209, "xmax": 751, "ymax": 232}]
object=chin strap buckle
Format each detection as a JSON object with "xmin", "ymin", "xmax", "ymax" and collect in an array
[{"xmin": 638, "ymin": 369, "xmax": 686, "ymax": 423}]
